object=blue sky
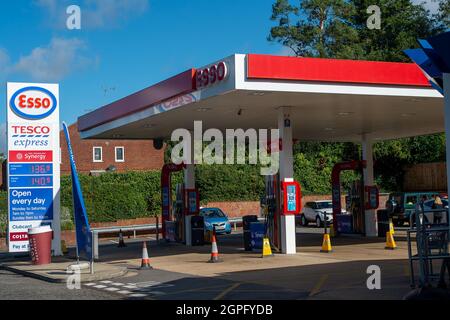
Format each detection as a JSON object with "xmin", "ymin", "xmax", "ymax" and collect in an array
[{"xmin": 0, "ymin": 0, "xmax": 285, "ymax": 129}]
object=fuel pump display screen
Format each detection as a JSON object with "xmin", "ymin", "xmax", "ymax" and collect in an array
[
  {"xmin": 186, "ymin": 189, "xmax": 200, "ymax": 215},
  {"xmin": 162, "ymin": 187, "xmax": 170, "ymax": 217}
]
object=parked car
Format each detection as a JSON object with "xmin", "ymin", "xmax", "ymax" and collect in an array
[
  {"xmin": 409, "ymin": 199, "xmax": 449, "ymax": 226},
  {"xmin": 199, "ymin": 208, "xmax": 232, "ymax": 234},
  {"xmin": 385, "ymin": 192, "xmax": 442, "ymax": 226},
  {"xmin": 299, "ymin": 201, "xmax": 334, "ymax": 227}
]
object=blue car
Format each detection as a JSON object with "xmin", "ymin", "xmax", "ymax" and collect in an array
[{"xmin": 200, "ymin": 208, "xmax": 232, "ymax": 234}]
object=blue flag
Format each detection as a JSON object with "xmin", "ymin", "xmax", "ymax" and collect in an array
[{"xmin": 62, "ymin": 122, "xmax": 92, "ymax": 261}]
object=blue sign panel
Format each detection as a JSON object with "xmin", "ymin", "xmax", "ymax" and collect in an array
[
  {"xmin": 9, "ymin": 188, "xmax": 53, "ymax": 221},
  {"xmin": 287, "ymin": 185, "xmax": 297, "ymax": 212},
  {"xmin": 9, "ymin": 175, "xmax": 53, "ymax": 188},
  {"xmin": 9, "ymin": 163, "xmax": 53, "ymax": 175}
]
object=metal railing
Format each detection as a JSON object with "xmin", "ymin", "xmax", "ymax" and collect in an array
[{"xmin": 91, "ymin": 216, "xmax": 262, "ymax": 259}]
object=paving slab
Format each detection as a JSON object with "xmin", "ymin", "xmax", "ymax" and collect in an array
[{"xmin": 1, "ymin": 257, "xmax": 128, "ymax": 283}]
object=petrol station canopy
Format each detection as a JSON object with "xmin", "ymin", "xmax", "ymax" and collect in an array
[{"xmin": 78, "ymin": 54, "xmax": 443, "ymax": 142}]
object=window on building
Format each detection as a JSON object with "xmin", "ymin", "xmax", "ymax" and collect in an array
[
  {"xmin": 115, "ymin": 147, "xmax": 125, "ymax": 162},
  {"xmin": 93, "ymin": 147, "xmax": 103, "ymax": 162}
]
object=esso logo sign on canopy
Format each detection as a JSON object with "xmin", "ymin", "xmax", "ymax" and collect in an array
[
  {"xmin": 10, "ymin": 86, "xmax": 58, "ymax": 120},
  {"xmin": 196, "ymin": 61, "xmax": 228, "ymax": 89}
]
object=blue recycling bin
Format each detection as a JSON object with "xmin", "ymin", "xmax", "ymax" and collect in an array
[
  {"xmin": 336, "ymin": 214, "xmax": 353, "ymax": 234},
  {"xmin": 250, "ymin": 222, "xmax": 265, "ymax": 251}
]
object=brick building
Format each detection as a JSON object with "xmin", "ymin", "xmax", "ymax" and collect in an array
[{"xmin": 60, "ymin": 123, "xmax": 164, "ymax": 175}]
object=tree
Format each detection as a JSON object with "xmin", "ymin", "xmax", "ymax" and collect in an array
[
  {"xmin": 269, "ymin": 0, "xmax": 441, "ymax": 61},
  {"xmin": 436, "ymin": 0, "xmax": 449, "ymax": 28},
  {"xmin": 351, "ymin": 0, "xmax": 442, "ymax": 62},
  {"xmin": 268, "ymin": 0, "xmax": 363, "ymax": 58}
]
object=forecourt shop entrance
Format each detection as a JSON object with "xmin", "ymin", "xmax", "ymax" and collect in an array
[{"xmin": 77, "ymin": 54, "xmax": 443, "ymax": 255}]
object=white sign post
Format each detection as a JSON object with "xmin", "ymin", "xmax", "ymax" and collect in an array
[{"xmin": 7, "ymin": 82, "xmax": 61, "ymax": 256}]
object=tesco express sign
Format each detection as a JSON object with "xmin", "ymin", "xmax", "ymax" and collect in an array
[{"xmin": 10, "ymin": 86, "xmax": 57, "ymax": 120}]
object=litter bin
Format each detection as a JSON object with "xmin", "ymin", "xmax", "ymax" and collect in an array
[
  {"xmin": 250, "ymin": 222, "xmax": 265, "ymax": 251},
  {"xmin": 28, "ymin": 226, "xmax": 53, "ymax": 265},
  {"xmin": 243, "ymin": 215, "xmax": 258, "ymax": 251},
  {"xmin": 377, "ymin": 210, "xmax": 390, "ymax": 238},
  {"xmin": 191, "ymin": 215, "xmax": 205, "ymax": 246}
]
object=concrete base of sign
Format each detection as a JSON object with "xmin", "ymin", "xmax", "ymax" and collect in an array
[{"xmin": 0, "ymin": 258, "xmax": 127, "ymax": 283}]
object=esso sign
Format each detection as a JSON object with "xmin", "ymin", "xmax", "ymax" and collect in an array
[
  {"xmin": 196, "ymin": 61, "xmax": 228, "ymax": 89},
  {"xmin": 11, "ymin": 125, "xmax": 51, "ymax": 135},
  {"xmin": 10, "ymin": 86, "xmax": 57, "ymax": 120}
]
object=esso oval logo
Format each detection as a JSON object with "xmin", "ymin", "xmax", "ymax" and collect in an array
[
  {"xmin": 10, "ymin": 87, "xmax": 57, "ymax": 120},
  {"xmin": 196, "ymin": 61, "xmax": 228, "ymax": 89}
]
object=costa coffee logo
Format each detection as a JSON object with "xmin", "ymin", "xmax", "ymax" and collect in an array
[
  {"xmin": 196, "ymin": 61, "xmax": 228, "ymax": 89},
  {"xmin": 10, "ymin": 86, "xmax": 57, "ymax": 120}
]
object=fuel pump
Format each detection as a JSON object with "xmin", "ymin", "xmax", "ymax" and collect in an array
[
  {"xmin": 174, "ymin": 184, "xmax": 185, "ymax": 242},
  {"xmin": 264, "ymin": 175, "xmax": 281, "ymax": 251},
  {"xmin": 332, "ymin": 161, "xmax": 380, "ymax": 235},
  {"xmin": 263, "ymin": 175, "xmax": 302, "ymax": 252}
]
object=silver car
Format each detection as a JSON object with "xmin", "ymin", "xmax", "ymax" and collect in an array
[{"xmin": 300, "ymin": 200, "xmax": 334, "ymax": 227}]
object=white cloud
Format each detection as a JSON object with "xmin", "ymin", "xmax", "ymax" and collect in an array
[
  {"xmin": 412, "ymin": 0, "xmax": 441, "ymax": 14},
  {"xmin": 35, "ymin": 0, "xmax": 150, "ymax": 29},
  {"xmin": 1, "ymin": 37, "xmax": 94, "ymax": 82}
]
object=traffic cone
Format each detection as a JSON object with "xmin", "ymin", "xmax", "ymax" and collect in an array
[
  {"xmin": 321, "ymin": 233, "xmax": 333, "ymax": 253},
  {"xmin": 61, "ymin": 240, "xmax": 68, "ymax": 255},
  {"xmin": 208, "ymin": 229, "xmax": 222, "ymax": 263},
  {"xmin": 140, "ymin": 241, "xmax": 153, "ymax": 270},
  {"xmin": 389, "ymin": 220, "xmax": 395, "ymax": 235},
  {"xmin": 118, "ymin": 229, "xmax": 126, "ymax": 248},
  {"xmin": 385, "ymin": 231, "xmax": 397, "ymax": 250},
  {"xmin": 261, "ymin": 238, "xmax": 273, "ymax": 258}
]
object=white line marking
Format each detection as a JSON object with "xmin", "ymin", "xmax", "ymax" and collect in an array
[
  {"xmin": 94, "ymin": 285, "xmax": 107, "ymax": 289},
  {"xmin": 117, "ymin": 290, "xmax": 132, "ymax": 295},
  {"xmin": 105, "ymin": 287, "xmax": 120, "ymax": 292},
  {"xmin": 112, "ymin": 283, "xmax": 125, "ymax": 286},
  {"xmin": 124, "ymin": 285, "xmax": 138, "ymax": 289},
  {"xmin": 129, "ymin": 293, "xmax": 148, "ymax": 298},
  {"xmin": 101, "ymin": 281, "xmax": 113, "ymax": 284},
  {"xmin": 84, "ymin": 283, "xmax": 97, "ymax": 287}
]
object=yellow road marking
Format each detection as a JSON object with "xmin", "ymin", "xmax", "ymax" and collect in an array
[
  {"xmin": 213, "ymin": 283, "xmax": 241, "ymax": 301},
  {"xmin": 308, "ymin": 275, "xmax": 329, "ymax": 297}
]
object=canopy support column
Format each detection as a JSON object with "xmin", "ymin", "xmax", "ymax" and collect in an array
[
  {"xmin": 184, "ymin": 131, "xmax": 196, "ymax": 246},
  {"xmin": 362, "ymin": 134, "xmax": 378, "ymax": 237},
  {"xmin": 444, "ymin": 74, "xmax": 450, "ymax": 231},
  {"xmin": 278, "ymin": 107, "xmax": 297, "ymax": 254}
]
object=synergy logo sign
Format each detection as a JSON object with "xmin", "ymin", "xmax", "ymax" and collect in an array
[{"xmin": 9, "ymin": 86, "xmax": 58, "ymax": 120}]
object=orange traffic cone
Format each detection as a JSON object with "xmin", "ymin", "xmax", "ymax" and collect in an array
[
  {"xmin": 118, "ymin": 229, "xmax": 126, "ymax": 248},
  {"xmin": 140, "ymin": 241, "xmax": 153, "ymax": 270},
  {"xmin": 385, "ymin": 231, "xmax": 397, "ymax": 250},
  {"xmin": 208, "ymin": 229, "xmax": 222, "ymax": 263}
]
